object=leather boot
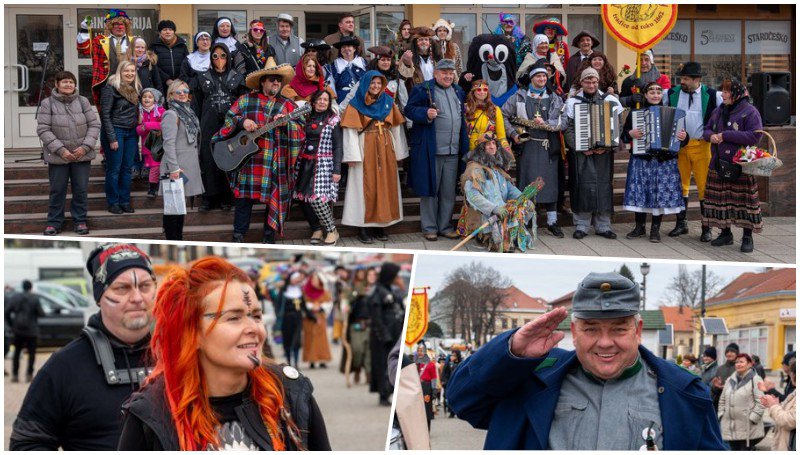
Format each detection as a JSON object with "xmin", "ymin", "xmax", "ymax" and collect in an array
[
  {"xmin": 649, "ymin": 219, "xmax": 662, "ymax": 243},
  {"xmin": 699, "ymin": 200, "xmax": 712, "ymax": 242},
  {"xmin": 626, "ymin": 213, "xmax": 647, "ymax": 239},
  {"xmin": 711, "ymin": 229, "xmax": 734, "ymax": 247},
  {"xmin": 668, "ymin": 198, "xmax": 689, "ymax": 237},
  {"xmin": 357, "ymin": 228, "xmax": 374, "ymax": 244},
  {"xmin": 741, "ymin": 235, "xmax": 754, "ymax": 253},
  {"xmin": 262, "ymin": 228, "xmax": 276, "ymax": 244}
]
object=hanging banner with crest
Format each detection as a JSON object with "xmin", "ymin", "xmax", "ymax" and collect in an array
[
  {"xmin": 601, "ymin": 4, "xmax": 679, "ymax": 53},
  {"xmin": 405, "ymin": 288, "xmax": 429, "ymax": 347}
]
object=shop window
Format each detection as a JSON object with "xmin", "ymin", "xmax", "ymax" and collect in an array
[
  {"xmin": 256, "ymin": 15, "xmax": 300, "ymax": 39},
  {"xmin": 78, "ymin": 65, "xmax": 93, "ymax": 105},
  {"xmin": 78, "ymin": 8, "xmax": 159, "ymax": 45},
  {"xmin": 566, "ymin": 14, "xmax": 603, "ymax": 55},
  {"xmin": 441, "ymin": 13, "xmax": 477, "ymax": 64},
  {"xmin": 717, "ymin": 325, "xmax": 769, "ymax": 366},
  {"xmin": 652, "ymin": 20, "xmax": 691, "ymax": 84},
  {"xmin": 511, "ymin": 318, "xmax": 518, "ymax": 329},
  {"xmin": 693, "ymin": 20, "xmax": 742, "ymax": 88},
  {"xmin": 197, "ymin": 10, "xmax": 247, "ymax": 37},
  {"xmin": 501, "ymin": 318, "xmax": 508, "ymax": 329},
  {"xmin": 744, "ymin": 20, "xmax": 791, "ymax": 80},
  {"xmin": 484, "ymin": 12, "xmax": 520, "ymax": 36},
  {"xmin": 377, "ymin": 12, "xmax": 405, "ymax": 53}
]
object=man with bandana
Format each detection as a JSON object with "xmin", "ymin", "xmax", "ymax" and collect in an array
[
  {"xmin": 10, "ymin": 243, "xmax": 157, "ymax": 450},
  {"xmin": 447, "ymin": 271, "xmax": 726, "ymax": 450}
]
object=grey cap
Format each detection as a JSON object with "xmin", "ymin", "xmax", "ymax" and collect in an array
[
  {"xmin": 572, "ymin": 272, "xmax": 640, "ymax": 319},
  {"xmin": 435, "ymin": 59, "xmax": 456, "ymax": 71},
  {"xmin": 277, "ymin": 13, "xmax": 294, "ymax": 24}
]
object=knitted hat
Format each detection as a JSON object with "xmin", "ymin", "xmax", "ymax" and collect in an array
[
  {"xmin": 533, "ymin": 34, "xmax": 549, "ymax": 48},
  {"xmin": 86, "ymin": 243, "xmax": 154, "ymax": 304},
  {"xmin": 528, "ymin": 60, "xmax": 548, "ymax": 77},
  {"xmin": 140, "ymin": 87, "xmax": 163, "ymax": 105},
  {"xmin": 580, "ymin": 67, "xmax": 600, "ymax": 82},
  {"xmin": 724, "ymin": 342, "xmax": 740, "ymax": 355},
  {"xmin": 703, "ymin": 346, "xmax": 717, "ymax": 360},
  {"xmin": 378, "ymin": 262, "xmax": 401, "ymax": 287}
]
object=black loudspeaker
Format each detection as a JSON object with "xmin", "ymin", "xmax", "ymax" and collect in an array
[{"xmin": 748, "ymin": 72, "xmax": 792, "ymax": 126}]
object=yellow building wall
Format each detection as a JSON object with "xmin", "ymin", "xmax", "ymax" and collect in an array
[
  {"xmin": 159, "ymin": 4, "xmax": 193, "ymax": 36},
  {"xmin": 698, "ymin": 295, "xmax": 796, "ymax": 370},
  {"xmin": 406, "ymin": 4, "xmax": 441, "ymax": 29}
]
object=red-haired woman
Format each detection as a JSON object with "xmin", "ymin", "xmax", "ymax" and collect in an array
[
  {"xmin": 302, "ymin": 272, "xmax": 332, "ymax": 369},
  {"xmin": 118, "ymin": 257, "xmax": 330, "ymax": 450}
]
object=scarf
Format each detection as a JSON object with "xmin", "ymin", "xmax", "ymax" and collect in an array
[
  {"xmin": 732, "ymin": 368, "xmax": 756, "ymax": 391},
  {"xmin": 169, "ymin": 100, "xmax": 199, "ymax": 144},
  {"xmin": 289, "ymin": 58, "xmax": 324, "ymax": 99},
  {"xmin": 303, "ymin": 278, "xmax": 326, "ymax": 301},
  {"xmin": 134, "ymin": 53, "xmax": 148, "ymax": 69},
  {"xmin": 528, "ymin": 85, "xmax": 546, "ymax": 97},
  {"xmin": 721, "ymin": 96, "xmax": 748, "ymax": 128},
  {"xmin": 348, "ymin": 70, "xmax": 394, "ymax": 121},
  {"xmin": 116, "ymin": 82, "xmax": 140, "ymax": 106},
  {"xmin": 216, "ymin": 36, "xmax": 238, "ymax": 53},
  {"xmin": 186, "ymin": 51, "xmax": 210, "ymax": 72},
  {"xmin": 637, "ymin": 64, "xmax": 662, "ymax": 86}
]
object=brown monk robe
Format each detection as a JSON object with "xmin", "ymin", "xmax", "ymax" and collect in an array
[
  {"xmin": 341, "ymin": 73, "xmax": 409, "ymax": 227},
  {"xmin": 301, "ymin": 274, "xmax": 333, "ymax": 365}
]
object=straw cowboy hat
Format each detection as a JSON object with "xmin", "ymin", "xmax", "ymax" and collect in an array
[{"xmin": 245, "ymin": 56, "xmax": 295, "ymax": 90}]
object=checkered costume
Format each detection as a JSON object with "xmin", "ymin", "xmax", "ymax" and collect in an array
[
  {"xmin": 213, "ymin": 92, "xmax": 304, "ymax": 234},
  {"xmin": 294, "ymin": 114, "xmax": 340, "ymax": 203}
]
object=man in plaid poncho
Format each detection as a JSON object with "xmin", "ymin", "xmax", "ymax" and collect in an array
[{"xmin": 213, "ymin": 57, "xmax": 303, "ymax": 243}]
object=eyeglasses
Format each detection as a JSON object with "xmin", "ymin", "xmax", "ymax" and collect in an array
[
  {"xmin": 474, "ymin": 87, "xmax": 489, "ymax": 92},
  {"xmin": 212, "ymin": 53, "xmax": 227, "ymax": 59},
  {"xmin": 174, "ymin": 89, "xmax": 190, "ymax": 95},
  {"xmin": 501, "ymin": 20, "xmax": 515, "ymax": 25},
  {"xmin": 251, "ymin": 28, "xmax": 265, "ymax": 33},
  {"xmin": 264, "ymin": 75, "xmax": 282, "ymax": 82}
]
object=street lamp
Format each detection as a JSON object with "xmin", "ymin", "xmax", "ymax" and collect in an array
[{"xmin": 640, "ymin": 262, "xmax": 650, "ymax": 310}]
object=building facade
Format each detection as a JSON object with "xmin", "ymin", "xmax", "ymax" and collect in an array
[{"xmin": 5, "ymin": 3, "xmax": 795, "ymax": 148}]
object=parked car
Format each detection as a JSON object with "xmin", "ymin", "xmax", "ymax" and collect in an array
[
  {"xmin": 5, "ymin": 290, "xmax": 85, "ymax": 348},
  {"xmin": 43, "ymin": 277, "xmax": 91, "ymax": 299}
]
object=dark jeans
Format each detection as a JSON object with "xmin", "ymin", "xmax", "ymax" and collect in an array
[
  {"xmin": 163, "ymin": 215, "xmax": 185, "ymax": 240},
  {"xmin": 47, "ymin": 161, "xmax": 91, "ymax": 229},
  {"xmin": 104, "ymin": 127, "xmax": 138, "ymax": 206},
  {"xmin": 233, "ymin": 198, "xmax": 276, "ymax": 238},
  {"xmin": 12, "ymin": 335, "xmax": 37, "ymax": 376}
]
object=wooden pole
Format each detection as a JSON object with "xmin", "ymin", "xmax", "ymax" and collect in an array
[{"xmin": 635, "ymin": 52, "xmax": 642, "ymax": 109}]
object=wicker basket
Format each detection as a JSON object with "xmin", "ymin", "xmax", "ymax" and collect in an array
[{"xmin": 738, "ymin": 130, "xmax": 783, "ymax": 177}]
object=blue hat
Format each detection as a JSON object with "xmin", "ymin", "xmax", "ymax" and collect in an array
[{"xmin": 572, "ymin": 272, "xmax": 640, "ymax": 319}]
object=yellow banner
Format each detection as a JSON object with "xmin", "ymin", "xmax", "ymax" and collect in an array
[
  {"xmin": 405, "ymin": 288, "xmax": 429, "ymax": 347},
  {"xmin": 601, "ymin": 4, "xmax": 678, "ymax": 52}
]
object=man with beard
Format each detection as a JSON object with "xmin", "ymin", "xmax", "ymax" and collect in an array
[
  {"xmin": 661, "ymin": 61, "xmax": 721, "ymax": 241},
  {"xmin": 399, "ymin": 27, "xmax": 437, "ymax": 94},
  {"xmin": 564, "ymin": 68, "xmax": 623, "ymax": 240},
  {"xmin": 494, "ymin": 13, "xmax": 531, "ymax": 68},
  {"xmin": 405, "ymin": 59, "xmax": 470, "ymax": 242},
  {"xmin": 10, "ymin": 244, "xmax": 156, "ymax": 450},
  {"xmin": 324, "ymin": 13, "xmax": 364, "ymax": 62},
  {"xmin": 213, "ymin": 57, "xmax": 302, "ymax": 244},
  {"xmin": 367, "ymin": 262, "xmax": 406, "ymax": 406}
]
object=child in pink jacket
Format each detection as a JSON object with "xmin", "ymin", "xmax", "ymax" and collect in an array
[{"xmin": 136, "ymin": 88, "xmax": 166, "ymax": 197}]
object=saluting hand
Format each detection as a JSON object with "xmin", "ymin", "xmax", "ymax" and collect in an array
[{"xmin": 510, "ymin": 306, "xmax": 567, "ymax": 358}]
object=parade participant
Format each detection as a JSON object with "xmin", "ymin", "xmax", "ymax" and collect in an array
[
  {"xmin": 212, "ymin": 57, "xmax": 302, "ymax": 244},
  {"xmin": 100, "ymin": 60, "xmax": 141, "ymax": 215},
  {"xmin": 465, "ymin": 79, "xmax": 510, "ymax": 152},
  {"xmin": 391, "ymin": 19, "xmax": 414, "ymax": 61},
  {"xmin": 268, "ymin": 14, "xmax": 303, "ymax": 67},
  {"xmin": 459, "ymin": 34, "xmax": 519, "ymax": 108},
  {"xmin": 503, "ymin": 60, "xmax": 565, "ymax": 237},
  {"xmin": 341, "ymin": 71, "xmax": 409, "ymax": 244},
  {"xmin": 418, "ymin": 352, "xmax": 438, "ymax": 429},
  {"xmin": 447, "ymin": 272, "xmax": 727, "ymax": 450},
  {"xmin": 302, "ymin": 273, "xmax": 333, "ymax": 369},
  {"xmin": 300, "ymin": 38, "xmax": 332, "ymax": 69},
  {"xmin": 702, "ymin": 78, "xmax": 764, "ymax": 253},
  {"xmin": 621, "ymin": 81, "xmax": 686, "ymax": 243},
  {"xmin": 493, "ymin": 13, "xmax": 531, "ymax": 68},
  {"xmin": 566, "ymin": 30, "xmax": 600, "ymax": 87},
  {"xmin": 10, "ymin": 244, "xmax": 156, "ymax": 450},
  {"xmin": 532, "ymin": 17, "xmax": 570, "ymax": 75},
  {"xmin": 458, "ymin": 133, "xmax": 535, "ymax": 252},
  {"xmin": 76, "ymin": 9, "xmax": 134, "ymax": 107},
  {"xmin": 324, "ymin": 13, "xmax": 364, "ymax": 61},
  {"xmin": 276, "ymin": 272, "xmax": 310, "ymax": 368},
  {"xmin": 367, "ymin": 262, "xmax": 406, "ymax": 406},
  {"xmin": 136, "ymin": 87, "xmax": 166, "ymax": 198},
  {"xmin": 235, "ymin": 19, "xmax": 276, "ymax": 75},
  {"xmin": 5, "ymin": 280, "xmax": 44, "ymax": 383},
  {"xmin": 517, "ymin": 34, "xmax": 566, "ymax": 96},
  {"xmin": 282, "ymin": 53, "xmax": 337, "ymax": 105},
  {"xmin": 406, "ymin": 59, "xmax": 469, "ymax": 242},
  {"xmin": 663, "ymin": 61, "xmax": 722, "ymax": 241},
  {"xmin": 718, "ymin": 353, "xmax": 766, "ymax": 450},
  {"xmin": 37, "ymin": 70, "xmax": 100, "ymax": 236},
  {"xmin": 179, "ymin": 31, "xmax": 211, "ymax": 83},
  {"xmin": 399, "ymin": 27, "xmax": 437, "ymax": 93},
  {"xmin": 118, "ymin": 257, "xmax": 331, "ymax": 450},
  {"xmin": 131, "ymin": 36, "xmax": 162, "ymax": 92},
  {"xmin": 193, "ymin": 43, "xmax": 248, "ymax": 212},
  {"xmin": 621, "ymin": 50, "xmax": 671, "ymax": 102},
  {"xmin": 433, "ymin": 19, "xmax": 463, "ymax": 78},
  {"xmin": 570, "ymin": 51, "xmax": 617, "ymax": 96},
  {"xmin": 760, "ymin": 358, "xmax": 795, "ymax": 451},
  {"xmin": 149, "ymin": 20, "xmax": 189, "ymax": 94},
  {"xmin": 293, "ymin": 89, "xmax": 342, "ymax": 246},
  {"xmin": 330, "ymin": 266, "xmax": 350, "ymax": 345},
  {"xmin": 160, "ymin": 80, "xmax": 205, "ymax": 240},
  {"xmin": 345, "ymin": 269, "xmax": 371, "ymax": 384},
  {"xmin": 326, "ymin": 35, "xmax": 367, "ymax": 103},
  {"xmin": 340, "ymin": 46, "xmax": 411, "ymax": 115},
  {"xmin": 564, "ymin": 68, "xmax": 623, "ymax": 239},
  {"xmin": 211, "ymin": 17, "xmax": 248, "ymax": 64}
]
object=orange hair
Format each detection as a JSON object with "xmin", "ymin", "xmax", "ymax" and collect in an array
[{"xmin": 148, "ymin": 256, "xmax": 288, "ymax": 450}]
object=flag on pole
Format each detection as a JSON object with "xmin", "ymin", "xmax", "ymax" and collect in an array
[
  {"xmin": 405, "ymin": 288, "xmax": 429, "ymax": 347},
  {"xmin": 601, "ymin": 4, "xmax": 678, "ymax": 53}
]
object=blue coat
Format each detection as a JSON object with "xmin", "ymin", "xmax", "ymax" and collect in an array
[
  {"xmin": 447, "ymin": 330, "xmax": 727, "ymax": 450},
  {"xmin": 404, "ymin": 80, "xmax": 470, "ymax": 198}
]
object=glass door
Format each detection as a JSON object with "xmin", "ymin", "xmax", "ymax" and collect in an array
[
  {"xmin": 352, "ymin": 6, "xmax": 375, "ymax": 52},
  {"xmin": 5, "ymin": 8, "xmax": 74, "ymax": 149},
  {"xmin": 252, "ymin": 9, "xmax": 306, "ymax": 42}
]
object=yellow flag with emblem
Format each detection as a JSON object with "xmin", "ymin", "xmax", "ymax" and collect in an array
[
  {"xmin": 601, "ymin": 4, "xmax": 678, "ymax": 53},
  {"xmin": 405, "ymin": 288, "xmax": 429, "ymax": 347}
]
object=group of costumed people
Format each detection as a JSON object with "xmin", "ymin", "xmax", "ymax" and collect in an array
[{"xmin": 71, "ymin": 9, "xmax": 768, "ymax": 253}]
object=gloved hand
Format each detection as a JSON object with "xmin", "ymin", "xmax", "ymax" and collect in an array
[
  {"xmin": 493, "ymin": 206, "xmax": 509, "ymax": 220},
  {"xmin": 630, "ymin": 92, "xmax": 644, "ymax": 105},
  {"xmin": 80, "ymin": 17, "xmax": 90, "ymax": 33}
]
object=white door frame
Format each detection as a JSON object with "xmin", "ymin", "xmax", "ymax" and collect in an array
[{"xmin": 5, "ymin": 6, "xmax": 77, "ymax": 149}]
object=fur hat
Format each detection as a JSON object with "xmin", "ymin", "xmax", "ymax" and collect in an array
[
  {"xmin": 432, "ymin": 19, "xmax": 454, "ymax": 41},
  {"xmin": 411, "ymin": 26, "xmax": 435, "ymax": 40}
]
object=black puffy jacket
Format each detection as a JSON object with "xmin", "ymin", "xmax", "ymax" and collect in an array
[
  {"xmin": 149, "ymin": 37, "xmax": 190, "ymax": 92},
  {"xmin": 4, "ymin": 291, "xmax": 44, "ymax": 338},
  {"xmin": 99, "ymin": 84, "xmax": 139, "ymax": 143},
  {"xmin": 137, "ymin": 62, "xmax": 163, "ymax": 91}
]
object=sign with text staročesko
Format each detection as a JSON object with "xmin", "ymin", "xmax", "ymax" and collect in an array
[
  {"xmin": 405, "ymin": 288, "xmax": 429, "ymax": 347},
  {"xmin": 601, "ymin": 4, "xmax": 679, "ymax": 52}
]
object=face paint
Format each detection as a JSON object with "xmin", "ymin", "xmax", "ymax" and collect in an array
[
  {"xmin": 131, "ymin": 270, "xmax": 138, "ymax": 288},
  {"xmin": 247, "ymin": 353, "xmax": 261, "ymax": 368},
  {"xmin": 104, "ymin": 295, "xmax": 122, "ymax": 307},
  {"xmin": 242, "ymin": 286, "xmax": 252, "ymax": 308}
]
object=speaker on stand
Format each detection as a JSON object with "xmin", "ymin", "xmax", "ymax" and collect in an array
[{"xmin": 748, "ymin": 72, "xmax": 792, "ymax": 126}]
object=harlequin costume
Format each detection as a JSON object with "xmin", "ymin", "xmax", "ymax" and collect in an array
[{"xmin": 76, "ymin": 9, "xmax": 134, "ymax": 107}]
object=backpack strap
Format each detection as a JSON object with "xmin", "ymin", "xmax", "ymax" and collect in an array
[{"xmin": 82, "ymin": 326, "xmax": 151, "ymax": 386}]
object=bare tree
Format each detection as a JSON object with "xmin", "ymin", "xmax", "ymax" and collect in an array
[{"xmin": 663, "ymin": 265, "xmax": 726, "ymax": 309}]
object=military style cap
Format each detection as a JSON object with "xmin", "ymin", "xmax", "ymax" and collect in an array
[
  {"xmin": 572, "ymin": 272, "xmax": 640, "ymax": 319},
  {"xmin": 435, "ymin": 59, "xmax": 456, "ymax": 71}
]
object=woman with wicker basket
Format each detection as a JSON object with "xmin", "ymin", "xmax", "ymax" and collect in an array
[{"xmin": 702, "ymin": 78, "xmax": 764, "ymax": 253}]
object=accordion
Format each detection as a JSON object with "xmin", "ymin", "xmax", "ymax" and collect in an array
[
  {"xmin": 573, "ymin": 101, "xmax": 621, "ymax": 151},
  {"xmin": 630, "ymin": 106, "xmax": 687, "ymax": 155}
]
